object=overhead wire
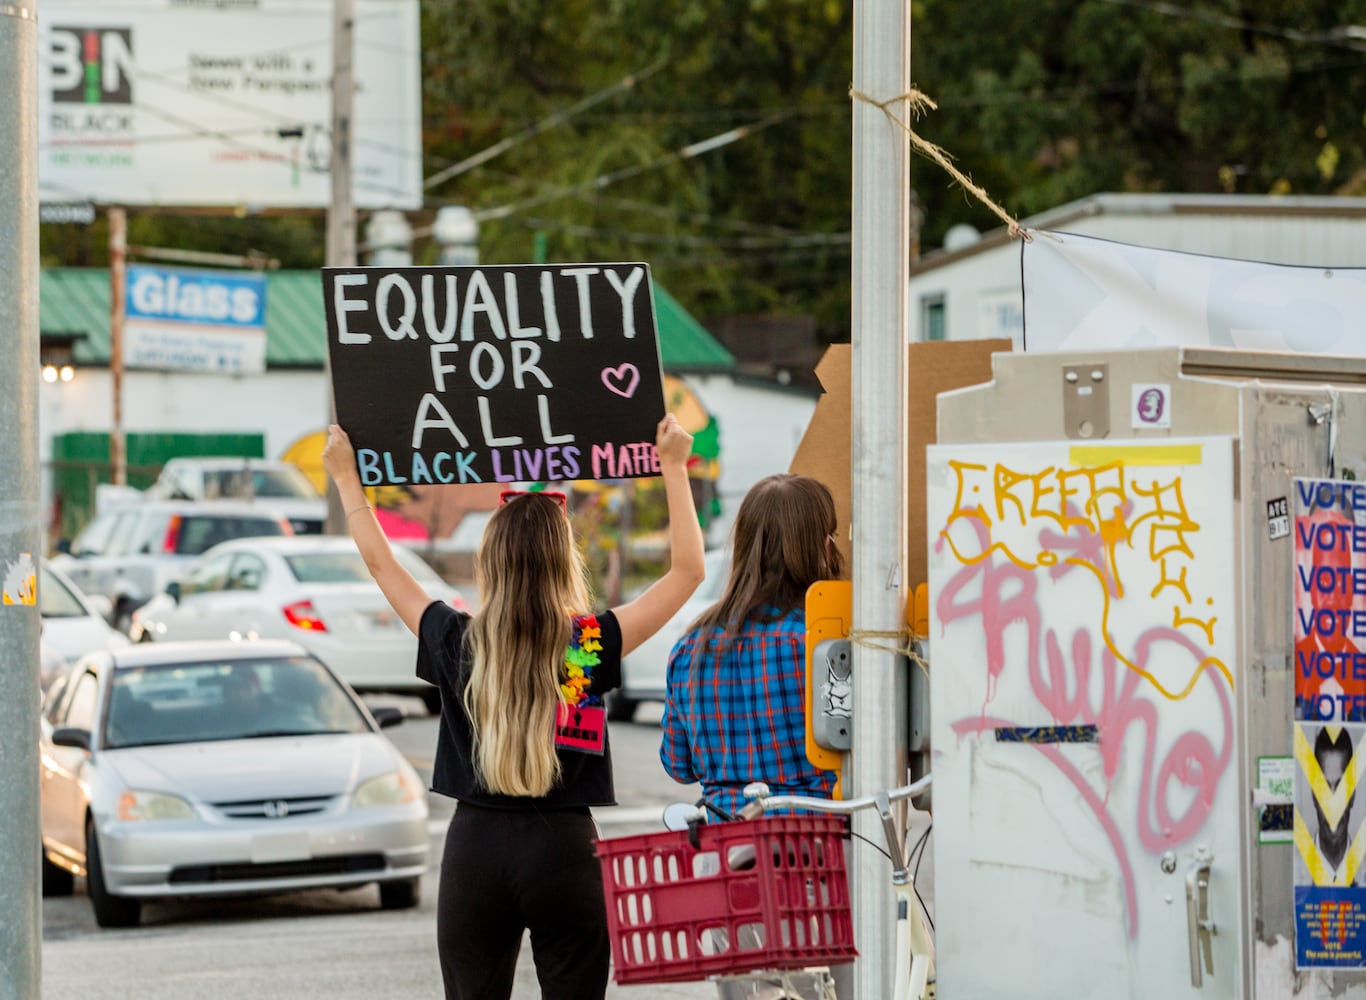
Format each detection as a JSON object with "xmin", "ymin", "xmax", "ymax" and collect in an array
[
  {"xmin": 1093, "ymin": 0, "xmax": 1366, "ymax": 51},
  {"xmin": 423, "ymin": 56, "xmax": 670, "ymax": 191},
  {"xmin": 471, "ymin": 111, "xmax": 795, "ymax": 223}
]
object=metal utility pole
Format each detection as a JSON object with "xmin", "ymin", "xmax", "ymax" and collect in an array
[
  {"xmin": 109, "ymin": 207, "xmax": 127, "ymax": 485},
  {"xmin": 849, "ymin": 0, "xmax": 911, "ymax": 996},
  {"xmin": 323, "ymin": 0, "xmax": 355, "ymax": 534},
  {"xmin": 0, "ymin": 2, "xmax": 43, "ymax": 996}
]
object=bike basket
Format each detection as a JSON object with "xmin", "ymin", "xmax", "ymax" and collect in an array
[{"xmin": 595, "ymin": 815, "xmax": 856, "ymax": 985}]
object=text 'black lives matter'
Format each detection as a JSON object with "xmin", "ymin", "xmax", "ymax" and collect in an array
[{"xmin": 323, "ymin": 263, "xmax": 668, "ymax": 486}]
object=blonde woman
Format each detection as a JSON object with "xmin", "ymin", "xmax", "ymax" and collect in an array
[{"xmin": 323, "ymin": 415, "xmax": 704, "ymax": 1000}]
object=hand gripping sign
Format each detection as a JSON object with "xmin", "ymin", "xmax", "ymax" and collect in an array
[{"xmin": 323, "ymin": 263, "xmax": 668, "ymax": 486}]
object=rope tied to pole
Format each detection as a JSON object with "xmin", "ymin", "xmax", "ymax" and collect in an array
[
  {"xmin": 846, "ymin": 628, "xmax": 930, "ymax": 678},
  {"xmin": 849, "ymin": 85, "xmax": 1030, "ymax": 242}
]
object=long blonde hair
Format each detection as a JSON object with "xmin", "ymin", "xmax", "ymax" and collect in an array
[{"xmin": 464, "ymin": 493, "xmax": 592, "ymax": 796}]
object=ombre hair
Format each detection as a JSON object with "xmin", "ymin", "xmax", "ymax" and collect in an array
[
  {"xmin": 463, "ymin": 492, "xmax": 592, "ymax": 796},
  {"xmin": 690, "ymin": 474, "xmax": 842, "ymax": 643}
]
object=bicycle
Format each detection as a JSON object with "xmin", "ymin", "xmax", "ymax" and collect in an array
[
  {"xmin": 735, "ymin": 775, "xmax": 934, "ymax": 1000},
  {"xmin": 649, "ymin": 774, "xmax": 935, "ymax": 1000}
]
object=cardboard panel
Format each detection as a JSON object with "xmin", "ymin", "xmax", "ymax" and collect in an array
[{"xmin": 789, "ymin": 339, "xmax": 1011, "ymax": 589}]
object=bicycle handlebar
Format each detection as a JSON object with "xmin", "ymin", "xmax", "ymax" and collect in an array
[{"xmin": 738, "ymin": 773, "xmax": 932, "ymax": 821}]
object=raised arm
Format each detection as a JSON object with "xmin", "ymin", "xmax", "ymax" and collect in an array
[
  {"xmin": 613, "ymin": 414, "xmax": 707, "ymax": 656},
  {"xmin": 322, "ymin": 424, "xmax": 433, "ymax": 635}
]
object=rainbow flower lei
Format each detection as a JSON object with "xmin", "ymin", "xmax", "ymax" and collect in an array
[{"xmin": 561, "ymin": 614, "xmax": 604, "ymax": 707}]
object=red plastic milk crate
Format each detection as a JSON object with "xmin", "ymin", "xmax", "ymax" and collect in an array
[{"xmin": 595, "ymin": 815, "xmax": 856, "ymax": 985}]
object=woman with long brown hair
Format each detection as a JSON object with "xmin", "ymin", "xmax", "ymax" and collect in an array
[
  {"xmin": 324, "ymin": 414, "xmax": 704, "ymax": 1000},
  {"xmin": 659, "ymin": 473, "xmax": 843, "ymax": 819}
]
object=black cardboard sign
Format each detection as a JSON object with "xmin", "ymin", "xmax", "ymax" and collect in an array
[{"xmin": 323, "ymin": 263, "xmax": 667, "ymax": 486}]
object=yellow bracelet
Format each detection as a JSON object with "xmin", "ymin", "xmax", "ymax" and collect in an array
[{"xmin": 345, "ymin": 504, "xmax": 372, "ymax": 518}]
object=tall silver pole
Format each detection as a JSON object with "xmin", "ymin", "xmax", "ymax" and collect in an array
[
  {"xmin": 323, "ymin": 0, "xmax": 355, "ymax": 534},
  {"xmin": 0, "ymin": 2, "xmax": 44, "ymax": 996},
  {"xmin": 109, "ymin": 207, "xmax": 127, "ymax": 485},
  {"xmin": 849, "ymin": 0, "xmax": 910, "ymax": 995}
]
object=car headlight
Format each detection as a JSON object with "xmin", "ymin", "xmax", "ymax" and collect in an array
[
  {"xmin": 116, "ymin": 790, "xmax": 196, "ymax": 821},
  {"xmin": 352, "ymin": 771, "xmax": 420, "ymax": 808}
]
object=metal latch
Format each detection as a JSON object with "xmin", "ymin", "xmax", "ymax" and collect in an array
[
  {"xmin": 1062, "ymin": 363, "xmax": 1110, "ymax": 440},
  {"xmin": 1186, "ymin": 852, "xmax": 1216, "ymax": 986}
]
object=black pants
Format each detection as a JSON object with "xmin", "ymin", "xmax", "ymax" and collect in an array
[{"xmin": 437, "ymin": 803, "xmax": 610, "ymax": 1000}]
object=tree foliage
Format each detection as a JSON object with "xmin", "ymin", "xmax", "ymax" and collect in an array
[{"xmin": 41, "ymin": 0, "xmax": 1366, "ymax": 341}]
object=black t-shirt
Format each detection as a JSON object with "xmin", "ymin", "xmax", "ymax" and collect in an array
[{"xmin": 417, "ymin": 600, "xmax": 622, "ymax": 809}]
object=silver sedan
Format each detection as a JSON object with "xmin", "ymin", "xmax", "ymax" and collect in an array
[{"xmin": 39, "ymin": 639, "xmax": 429, "ymax": 928}]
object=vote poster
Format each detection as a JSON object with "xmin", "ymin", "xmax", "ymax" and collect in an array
[
  {"xmin": 323, "ymin": 263, "xmax": 667, "ymax": 487},
  {"xmin": 1293, "ymin": 477, "xmax": 1366, "ymax": 968}
]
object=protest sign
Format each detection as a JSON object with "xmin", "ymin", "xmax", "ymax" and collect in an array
[{"xmin": 323, "ymin": 263, "xmax": 667, "ymax": 486}]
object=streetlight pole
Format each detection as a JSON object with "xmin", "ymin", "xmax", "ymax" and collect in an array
[
  {"xmin": 0, "ymin": 2, "xmax": 43, "ymax": 996},
  {"xmin": 849, "ymin": 0, "xmax": 911, "ymax": 996}
]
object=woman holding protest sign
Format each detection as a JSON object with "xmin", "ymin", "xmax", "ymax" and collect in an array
[{"xmin": 323, "ymin": 413, "xmax": 705, "ymax": 1000}]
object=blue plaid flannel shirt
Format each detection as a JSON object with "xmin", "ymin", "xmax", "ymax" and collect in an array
[{"xmin": 660, "ymin": 606, "xmax": 836, "ymax": 819}]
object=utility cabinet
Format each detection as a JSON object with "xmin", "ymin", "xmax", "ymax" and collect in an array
[{"xmin": 926, "ymin": 348, "xmax": 1366, "ymax": 999}]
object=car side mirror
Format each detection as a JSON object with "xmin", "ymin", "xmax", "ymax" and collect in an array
[
  {"xmin": 51, "ymin": 727, "xmax": 92, "ymax": 751},
  {"xmin": 370, "ymin": 706, "xmax": 404, "ymax": 729},
  {"xmin": 54, "ymin": 538, "xmax": 72, "ymax": 555},
  {"xmin": 166, "ymin": 581, "xmax": 181, "ymax": 603}
]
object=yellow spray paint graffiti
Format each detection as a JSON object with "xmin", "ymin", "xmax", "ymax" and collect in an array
[
  {"xmin": 2, "ymin": 552, "xmax": 37, "ymax": 606},
  {"xmin": 937, "ymin": 442, "xmax": 1230, "ymax": 699}
]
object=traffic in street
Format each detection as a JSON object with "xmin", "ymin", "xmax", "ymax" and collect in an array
[{"xmin": 41, "ymin": 697, "xmax": 719, "ymax": 1000}]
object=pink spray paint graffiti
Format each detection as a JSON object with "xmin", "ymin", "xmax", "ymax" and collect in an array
[{"xmin": 936, "ymin": 508, "xmax": 1234, "ymax": 938}]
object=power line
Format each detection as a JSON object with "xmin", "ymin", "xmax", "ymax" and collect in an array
[
  {"xmin": 473, "ymin": 112, "xmax": 795, "ymax": 223},
  {"xmin": 509, "ymin": 213, "xmax": 849, "ymax": 251},
  {"xmin": 423, "ymin": 57, "xmax": 669, "ymax": 191},
  {"xmin": 1094, "ymin": 0, "xmax": 1366, "ymax": 51}
]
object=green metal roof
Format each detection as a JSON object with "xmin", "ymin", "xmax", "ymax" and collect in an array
[{"xmin": 40, "ymin": 268, "xmax": 735, "ymax": 372}]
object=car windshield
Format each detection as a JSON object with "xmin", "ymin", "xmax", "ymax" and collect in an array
[
  {"xmin": 175, "ymin": 515, "xmax": 286, "ymax": 555},
  {"xmin": 202, "ymin": 467, "xmax": 318, "ymax": 501},
  {"xmin": 285, "ymin": 547, "xmax": 444, "ymax": 584},
  {"xmin": 103, "ymin": 655, "xmax": 370, "ymax": 749},
  {"xmin": 39, "ymin": 564, "xmax": 88, "ymax": 618}
]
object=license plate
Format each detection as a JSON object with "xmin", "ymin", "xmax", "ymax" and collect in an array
[{"xmin": 250, "ymin": 831, "xmax": 310, "ymax": 864}]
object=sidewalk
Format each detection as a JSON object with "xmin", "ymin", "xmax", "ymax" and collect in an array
[{"xmin": 507, "ymin": 934, "xmax": 717, "ymax": 998}]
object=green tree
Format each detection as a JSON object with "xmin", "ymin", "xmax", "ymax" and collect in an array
[{"xmin": 43, "ymin": 1, "xmax": 1366, "ymax": 341}]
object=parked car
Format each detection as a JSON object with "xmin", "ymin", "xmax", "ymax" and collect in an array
[
  {"xmin": 611, "ymin": 548, "xmax": 731, "ymax": 722},
  {"xmin": 144, "ymin": 457, "xmax": 326, "ymax": 535},
  {"xmin": 50, "ymin": 501, "xmax": 295, "ymax": 633},
  {"xmin": 39, "ymin": 559, "xmax": 129, "ymax": 692},
  {"xmin": 130, "ymin": 536, "xmax": 468, "ymax": 714},
  {"xmin": 39, "ymin": 640, "xmax": 429, "ymax": 928}
]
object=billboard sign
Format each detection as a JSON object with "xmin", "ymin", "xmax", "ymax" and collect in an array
[
  {"xmin": 124, "ymin": 265, "xmax": 268, "ymax": 374},
  {"xmin": 37, "ymin": 1, "xmax": 421, "ymax": 210},
  {"xmin": 323, "ymin": 263, "xmax": 668, "ymax": 486}
]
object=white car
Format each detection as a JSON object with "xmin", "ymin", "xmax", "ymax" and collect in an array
[
  {"xmin": 145, "ymin": 457, "xmax": 326, "ymax": 535},
  {"xmin": 40, "ymin": 640, "xmax": 428, "ymax": 928},
  {"xmin": 40, "ymin": 560, "xmax": 130, "ymax": 692},
  {"xmin": 612, "ymin": 548, "xmax": 730, "ymax": 722},
  {"xmin": 130, "ymin": 536, "xmax": 468, "ymax": 714},
  {"xmin": 50, "ymin": 500, "xmax": 295, "ymax": 633}
]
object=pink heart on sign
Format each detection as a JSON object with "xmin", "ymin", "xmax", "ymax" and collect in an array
[{"xmin": 601, "ymin": 363, "xmax": 641, "ymax": 399}]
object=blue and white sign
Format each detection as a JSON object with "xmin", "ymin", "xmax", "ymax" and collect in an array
[{"xmin": 124, "ymin": 265, "xmax": 268, "ymax": 374}]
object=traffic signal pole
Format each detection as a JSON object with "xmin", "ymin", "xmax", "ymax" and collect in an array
[{"xmin": 0, "ymin": 2, "xmax": 44, "ymax": 997}]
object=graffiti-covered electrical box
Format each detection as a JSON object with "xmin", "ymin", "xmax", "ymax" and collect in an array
[{"xmin": 927, "ymin": 347, "xmax": 1366, "ymax": 999}]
